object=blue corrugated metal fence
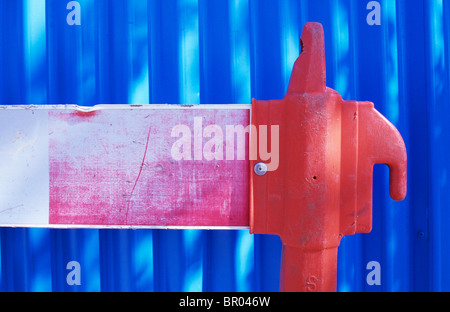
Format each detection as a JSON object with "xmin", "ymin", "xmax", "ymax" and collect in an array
[{"xmin": 0, "ymin": 0, "xmax": 449, "ymax": 292}]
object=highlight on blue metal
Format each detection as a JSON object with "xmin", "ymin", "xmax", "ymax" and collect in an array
[{"xmin": 0, "ymin": 0, "xmax": 448, "ymax": 292}]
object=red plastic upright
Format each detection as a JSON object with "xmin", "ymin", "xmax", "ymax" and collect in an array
[{"xmin": 250, "ymin": 22, "xmax": 407, "ymax": 292}]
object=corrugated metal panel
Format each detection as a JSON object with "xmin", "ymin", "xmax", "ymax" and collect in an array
[{"xmin": 0, "ymin": 0, "xmax": 448, "ymax": 292}]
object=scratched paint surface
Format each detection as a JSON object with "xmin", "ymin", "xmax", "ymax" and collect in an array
[{"xmin": 48, "ymin": 108, "xmax": 250, "ymax": 226}]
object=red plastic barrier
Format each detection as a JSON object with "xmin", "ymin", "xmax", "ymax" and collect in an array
[{"xmin": 250, "ymin": 22, "xmax": 407, "ymax": 292}]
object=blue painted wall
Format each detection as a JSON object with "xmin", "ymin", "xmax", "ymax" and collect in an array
[{"xmin": 0, "ymin": 0, "xmax": 448, "ymax": 292}]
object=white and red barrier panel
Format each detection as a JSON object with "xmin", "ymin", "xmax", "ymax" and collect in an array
[{"xmin": 0, "ymin": 105, "xmax": 250, "ymax": 229}]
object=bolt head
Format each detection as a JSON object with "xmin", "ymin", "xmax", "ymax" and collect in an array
[{"xmin": 254, "ymin": 162, "xmax": 268, "ymax": 176}]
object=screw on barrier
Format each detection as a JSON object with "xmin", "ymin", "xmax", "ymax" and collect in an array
[{"xmin": 254, "ymin": 163, "xmax": 268, "ymax": 176}]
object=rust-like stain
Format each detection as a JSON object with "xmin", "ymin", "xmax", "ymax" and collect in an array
[{"xmin": 73, "ymin": 110, "xmax": 98, "ymax": 118}]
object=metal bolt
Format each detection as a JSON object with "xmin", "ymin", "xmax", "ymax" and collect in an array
[{"xmin": 254, "ymin": 162, "xmax": 268, "ymax": 176}]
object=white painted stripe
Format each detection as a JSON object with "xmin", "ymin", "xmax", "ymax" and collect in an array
[{"xmin": 0, "ymin": 110, "xmax": 49, "ymax": 225}]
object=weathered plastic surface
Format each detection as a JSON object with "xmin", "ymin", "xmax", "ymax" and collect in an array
[
  {"xmin": 250, "ymin": 23, "xmax": 407, "ymax": 292},
  {"xmin": 0, "ymin": 105, "xmax": 250, "ymax": 228}
]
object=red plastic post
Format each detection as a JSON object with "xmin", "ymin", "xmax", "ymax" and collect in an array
[{"xmin": 250, "ymin": 22, "xmax": 407, "ymax": 292}]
